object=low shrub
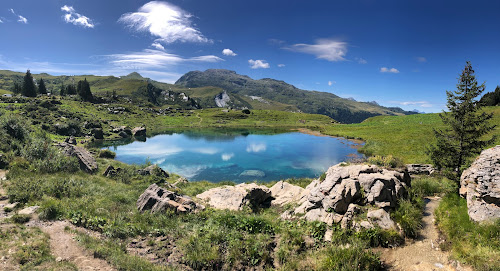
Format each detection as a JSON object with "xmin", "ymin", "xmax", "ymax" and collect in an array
[
  {"xmin": 318, "ymin": 243, "xmax": 383, "ymax": 271},
  {"xmin": 367, "ymin": 155, "xmax": 404, "ymax": 168},
  {"xmin": 98, "ymin": 149, "xmax": 116, "ymax": 159},
  {"xmin": 11, "ymin": 214, "xmax": 31, "ymax": 224}
]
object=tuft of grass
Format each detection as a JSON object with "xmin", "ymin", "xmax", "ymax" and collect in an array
[
  {"xmin": 11, "ymin": 213, "xmax": 31, "ymax": 224},
  {"xmin": 435, "ymin": 193, "xmax": 500, "ymax": 271},
  {"xmin": 367, "ymin": 155, "xmax": 404, "ymax": 168},
  {"xmin": 318, "ymin": 243, "xmax": 383, "ymax": 271},
  {"xmin": 410, "ymin": 176, "xmax": 457, "ymax": 198}
]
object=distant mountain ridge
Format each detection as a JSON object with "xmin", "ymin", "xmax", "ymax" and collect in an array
[{"xmin": 175, "ymin": 69, "xmax": 417, "ymax": 123}]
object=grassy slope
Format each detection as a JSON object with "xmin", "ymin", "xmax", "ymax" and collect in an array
[{"xmin": 322, "ymin": 107, "xmax": 500, "ymax": 163}]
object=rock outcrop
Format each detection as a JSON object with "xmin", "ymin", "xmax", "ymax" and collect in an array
[
  {"xmin": 56, "ymin": 142, "xmax": 98, "ymax": 173},
  {"xmin": 197, "ymin": 183, "xmax": 272, "ymax": 211},
  {"xmin": 137, "ymin": 184, "xmax": 204, "ymax": 213},
  {"xmin": 269, "ymin": 181, "xmax": 308, "ymax": 206},
  {"xmin": 289, "ymin": 164, "xmax": 410, "ymax": 229},
  {"xmin": 132, "ymin": 127, "xmax": 146, "ymax": 137},
  {"xmin": 137, "ymin": 165, "xmax": 169, "ymax": 178},
  {"xmin": 406, "ymin": 164, "xmax": 435, "ymax": 175},
  {"xmin": 460, "ymin": 145, "xmax": 500, "ymax": 222},
  {"xmin": 214, "ymin": 90, "xmax": 231, "ymax": 108}
]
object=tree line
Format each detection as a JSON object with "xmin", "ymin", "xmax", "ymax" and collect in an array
[{"xmin": 12, "ymin": 69, "xmax": 93, "ymax": 102}]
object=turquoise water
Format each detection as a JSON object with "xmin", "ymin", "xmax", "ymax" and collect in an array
[{"xmin": 104, "ymin": 131, "xmax": 363, "ymax": 182}]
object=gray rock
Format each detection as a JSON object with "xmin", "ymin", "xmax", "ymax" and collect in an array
[
  {"xmin": 132, "ymin": 127, "xmax": 146, "ymax": 137},
  {"xmin": 56, "ymin": 142, "xmax": 98, "ymax": 173},
  {"xmin": 269, "ymin": 181, "xmax": 307, "ymax": 206},
  {"xmin": 285, "ymin": 163, "xmax": 410, "ymax": 230},
  {"xmin": 137, "ymin": 184, "xmax": 204, "ymax": 213},
  {"xmin": 103, "ymin": 165, "xmax": 121, "ymax": 177},
  {"xmin": 137, "ymin": 165, "xmax": 169, "ymax": 178},
  {"xmin": 197, "ymin": 183, "xmax": 272, "ymax": 211},
  {"xmin": 4, "ymin": 202, "xmax": 18, "ymax": 210},
  {"xmin": 460, "ymin": 145, "xmax": 500, "ymax": 222},
  {"xmin": 215, "ymin": 90, "xmax": 231, "ymax": 108},
  {"xmin": 406, "ymin": 164, "xmax": 435, "ymax": 175},
  {"xmin": 367, "ymin": 208, "xmax": 396, "ymax": 230},
  {"xmin": 18, "ymin": 206, "xmax": 39, "ymax": 215},
  {"xmin": 64, "ymin": 136, "xmax": 77, "ymax": 145}
]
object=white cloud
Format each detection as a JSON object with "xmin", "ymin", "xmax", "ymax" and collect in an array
[
  {"xmin": 284, "ymin": 39, "xmax": 347, "ymax": 62},
  {"xmin": 108, "ymin": 49, "xmax": 223, "ymax": 69},
  {"xmin": 277, "ymin": 64, "xmax": 285, "ymax": 67},
  {"xmin": 221, "ymin": 153, "xmax": 234, "ymax": 161},
  {"xmin": 10, "ymin": 9, "xmax": 28, "ymax": 24},
  {"xmin": 248, "ymin": 59, "xmax": 270, "ymax": 69},
  {"xmin": 356, "ymin": 57, "xmax": 367, "ymax": 64},
  {"xmin": 222, "ymin": 49, "xmax": 237, "ymax": 56},
  {"xmin": 191, "ymin": 147, "xmax": 219, "ymax": 155},
  {"xmin": 390, "ymin": 101, "xmax": 433, "ymax": 108},
  {"xmin": 0, "ymin": 18, "xmax": 3, "ymax": 23},
  {"xmin": 119, "ymin": 1, "xmax": 210, "ymax": 44},
  {"xmin": 416, "ymin": 56, "xmax": 427, "ymax": 63},
  {"xmin": 380, "ymin": 67, "xmax": 400, "ymax": 73},
  {"xmin": 61, "ymin": 5, "xmax": 94, "ymax": 28},
  {"xmin": 328, "ymin": 80, "xmax": 336, "ymax": 86},
  {"xmin": 246, "ymin": 143, "xmax": 267, "ymax": 153},
  {"xmin": 151, "ymin": 42, "xmax": 165, "ymax": 50}
]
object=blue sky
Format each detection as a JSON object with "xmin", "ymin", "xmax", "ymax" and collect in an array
[{"xmin": 1, "ymin": 0, "xmax": 499, "ymax": 113}]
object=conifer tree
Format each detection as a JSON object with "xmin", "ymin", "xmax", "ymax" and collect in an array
[
  {"xmin": 60, "ymin": 83, "xmax": 66, "ymax": 96},
  {"xmin": 22, "ymin": 69, "xmax": 37, "ymax": 97},
  {"xmin": 429, "ymin": 61, "xmax": 496, "ymax": 179},
  {"xmin": 38, "ymin": 78, "xmax": 47, "ymax": 94},
  {"xmin": 77, "ymin": 78, "xmax": 93, "ymax": 102}
]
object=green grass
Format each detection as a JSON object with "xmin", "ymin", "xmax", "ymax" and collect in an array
[
  {"xmin": 322, "ymin": 107, "xmax": 500, "ymax": 163},
  {"xmin": 435, "ymin": 193, "xmax": 500, "ymax": 271}
]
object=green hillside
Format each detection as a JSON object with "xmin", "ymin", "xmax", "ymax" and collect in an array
[{"xmin": 175, "ymin": 69, "xmax": 418, "ymax": 123}]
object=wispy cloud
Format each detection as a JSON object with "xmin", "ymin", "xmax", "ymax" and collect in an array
[
  {"xmin": 389, "ymin": 101, "xmax": 433, "ymax": 108},
  {"xmin": 277, "ymin": 64, "xmax": 285, "ymax": 68},
  {"xmin": 284, "ymin": 39, "xmax": 347, "ymax": 62},
  {"xmin": 356, "ymin": 57, "xmax": 367, "ymax": 64},
  {"xmin": 0, "ymin": 18, "xmax": 3, "ymax": 23},
  {"xmin": 190, "ymin": 147, "xmax": 219, "ymax": 155},
  {"xmin": 10, "ymin": 9, "xmax": 28, "ymax": 24},
  {"xmin": 248, "ymin": 59, "xmax": 270, "ymax": 69},
  {"xmin": 61, "ymin": 5, "xmax": 94, "ymax": 28},
  {"xmin": 380, "ymin": 67, "xmax": 400, "ymax": 73},
  {"xmin": 119, "ymin": 1, "xmax": 210, "ymax": 44},
  {"xmin": 246, "ymin": 143, "xmax": 267, "ymax": 153},
  {"xmin": 108, "ymin": 49, "xmax": 223, "ymax": 69},
  {"xmin": 151, "ymin": 42, "xmax": 165, "ymax": 50},
  {"xmin": 222, "ymin": 49, "xmax": 237, "ymax": 56},
  {"xmin": 221, "ymin": 153, "xmax": 234, "ymax": 161},
  {"xmin": 328, "ymin": 80, "xmax": 336, "ymax": 86},
  {"xmin": 416, "ymin": 56, "xmax": 427, "ymax": 63}
]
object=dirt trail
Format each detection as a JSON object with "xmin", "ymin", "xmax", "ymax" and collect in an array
[
  {"xmin": 379, "ymin": 197, "xmax": 472, "ymax": 271},
  {"xmin": 37, "ymin": 221, "xmax": 116, "ymax": 271}
]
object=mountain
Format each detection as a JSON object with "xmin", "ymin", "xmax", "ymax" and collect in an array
[{"xmin": 175, "ymin": 69, "xmax": 416, "ymax": 123}]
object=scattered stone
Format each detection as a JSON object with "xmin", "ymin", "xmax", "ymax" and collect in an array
[
  {"xmin": 269, "ymin": 181, "xmax": 308, "ymax": 206},
  {"xmin": 197, "ymin": 183, "xmax": 272, "ymax": 211},
  {"xmin": 137, "ymin": 184, "xmax": 204, "ymax": 213},
  {"xmin": 406, "ymin": 164, "xmax": 435, "ymax": 175},
  {"xmin": 367, "ymin": 208, "xmax": 396, "ymax": 230},
  {"xmin": 287, "ymin": 163, "xmax": 409, "ymax": 230},
  {"xmin": 460, "ymin": 145, "xmax": 500, "ymax": 222},
  {"xmin": 18, "ymin": 206, "xmax": 39, "ymax": 215},
  {"xmin": 56, "ymin": 142, "xmax": 98, "ymax": 173},
  {"xmin": 103, "ymin": 165, "xmax": 121, "ymax": 177},
  {"xmin": 173, "ymin": 177, "xmax": 189, "ymax": 187},
  {"xmin": 132, "ymin": 127, "xmax": 147, "ymax": 137},
  {"xmin": 64, "ymin": 136, "xmax": 77, "ymax": 145},
  {"xmin": 324, "ymin": 228, "xmax": 333, "ymax": 242},
  {"xmin": 239, "ymin": 169, "xmax": 266, "ymax": 178},
  {"xmin": 138, "ymin": 165, "xmax": 169, "ymax": 178},
  {"xmin": 4, "ymin": 202, "xmax": 18, "ymax": 210},
  {"xmin": 55, "ymin": 257, "xmax": 63, "ymax": 262}
]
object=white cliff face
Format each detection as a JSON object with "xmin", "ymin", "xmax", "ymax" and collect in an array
[{"xmin": 215, "ymin": 90, "xmax": 231, "ymax": 107}]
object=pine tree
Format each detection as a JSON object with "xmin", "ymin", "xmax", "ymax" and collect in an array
[
  {"xmin": 38, "ymin": 78, "xmax": 47, "ymax": 94},
  {"xmin": 60, "ymin": 83, "xmax": 66, "ymax": 96},
  {"xmin": 77, "ymin": 78, "xmax": 93, "ymax": 102},
  {"xmin": 429, "ymin": 61, "xmax": 496, "ymax": 179},
  {"xmin": 22, "ymin": 69, "xmax": 37, "ymax": 97}
]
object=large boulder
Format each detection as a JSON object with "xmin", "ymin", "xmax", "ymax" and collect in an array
[
  {"xmin": 289, "ymin": 163, "xmax": 410, "ymax": 228},
  {"xmin": 406, "ymin": 164, "xmax": 435, "ymax": 175},
  {"xmin": 56, "ymin": 142, "xmax": 97, "ymax": 173},
  {"xmin": 132, "ymin": 127, "xmax": 146, "ymax": 137},
  {"xmin": 269, "ymin": 181, "xmax": 308, "ymax": 206},
  {"xmin": 460, "ymin": 145, "xmax": 500, "ymax": 222},
  {"xmin": 197, "ymin": 183, "xmax": 272, "ymax": 211},
  {"xmin": 137, "ymin": 184, "xmax": 204, "ymax": 213}
]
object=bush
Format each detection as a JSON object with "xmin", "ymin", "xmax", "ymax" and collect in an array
[
  {"xmin": 367, "ymin": 155, "xmax": 404, "ymax": 168},
  {"xmin": 98, "ymin": 149, "xmax": 116, "ymax": 159},
  {"xmin": 11, "ymin": 214, "xmax": 31, "ymax": 224},
  {"xmin": 0, "ymin": 114, "xmax": 30, "ymax": 141},
  {"xmin": 319, "ymin": 243, "xmax": 383, "ymax": 271},
  {"xmin": 39, "ymin": 198, "xmax": 64, "ymax": 221}
]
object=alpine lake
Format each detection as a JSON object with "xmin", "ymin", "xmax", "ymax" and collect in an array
[{"xmin": 99, "ymin": 129, "xmax": 364, "ymax": 183}]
